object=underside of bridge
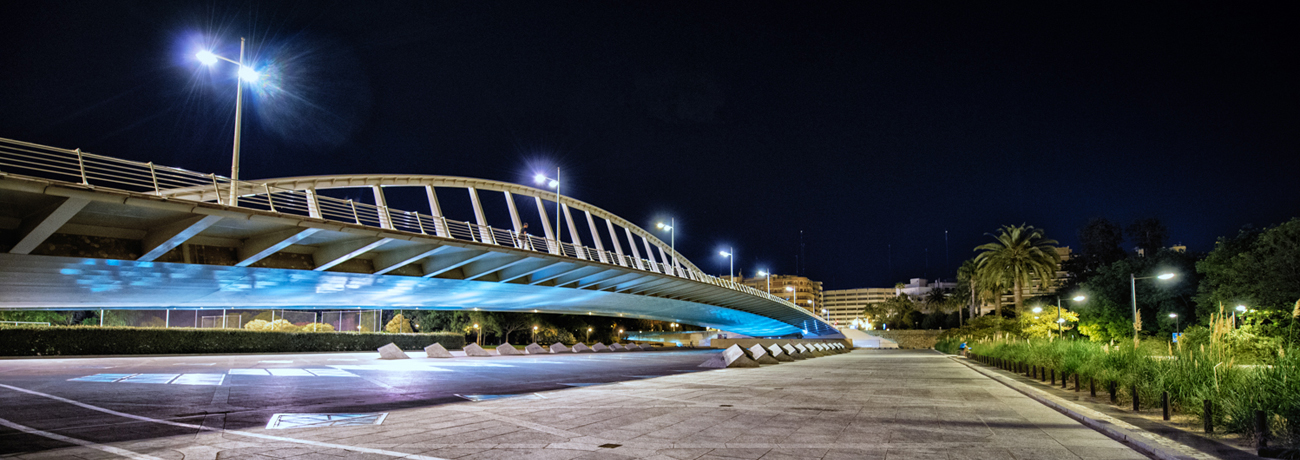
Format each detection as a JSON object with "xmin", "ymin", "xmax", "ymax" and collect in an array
[{"xmin": 0, "ymin": 170, "xmax": 838, "ymax": 337}]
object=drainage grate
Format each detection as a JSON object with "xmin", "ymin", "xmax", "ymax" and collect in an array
[
  {"xmin": 266, "ymin": 413, "xmax": 387, "ymax": 429},
  {"xmin": 599, "ymin": 444, "xmax": 622, "ymax": 448}
]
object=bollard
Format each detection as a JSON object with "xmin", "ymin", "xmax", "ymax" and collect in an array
[
  {"xmin": 1109, "ymin": 381, "xmax": 1117, "ymax": 404},
  {"xmin": 1042, "ymin": 367, "xmax": 1047, "ymax": 382},
  {"xmin": 1132, "ymin": 384, "xmax": 1140, "ymax": 411},
  {"xmin": 1074, "ymin": 373, "xmax": 1080, "ymax": 392},
  {"xmin": 1090, "ymin": 377, "xmax": 1096, "ymax": 397},
  {"xmin": 1051, "ymin": 369, "xmax": 1056, "ymax": 385},
  {"xmin": 1062, "ymin": 371, "xmax": 1067, "ymax": 389},
  {"xmin": 1204, "ymin": 400, "xmax": 1213, "ymax": 433},
  {"xmin": 1162, "ymin": 391, "xmax": 1170, "ymax": 421},
  {"xmin": 1255, "ymin": 410, "xmax": 1268, "ymax": 450}
]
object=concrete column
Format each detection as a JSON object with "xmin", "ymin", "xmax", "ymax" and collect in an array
[
  {"xmin": 584, "ymin": 211, "xmax": 608, "ymax": 263},
  {"xmin": 467, "ymin": 187, "xmax": 493, "ymax": 243},
  {"xmin": 423, "ymin": 185, "xmax": 449, "ymax": 237},
  {"xmin": 305, "ymin": 189, "xmax": 322, "ymax": 219},
  {"xmin": 371, "ymin": 185, "xmax": 392, "ymax": 229},
  {"xmin": 624, "ymin": 228, "xmax": 645, "ymax": 270},
  {"xmin": 561, "ymin": 204, "xmax": 585, "ymax": 259},
  {"xmin": 641, "ymin": 237, "xmax": 661, "ymax": 273},
  {"xmin": 606, "ymin": 221, "xmax": 627, "ymax": 267},
  {"xmin": 534, "ymin": 197, "xmax": 559, "ymax": 254}
]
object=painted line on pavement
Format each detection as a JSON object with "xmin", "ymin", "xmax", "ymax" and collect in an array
[
  {"xmin": 0, "ymin": 415, "xmax": 167, "ymax": 460},
  {"xmin": 0, "ymin": 383, "xmax": 448, "ymax": 460}
]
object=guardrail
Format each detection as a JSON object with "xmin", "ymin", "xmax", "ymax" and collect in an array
[{"xmin": 0, "ymin": 137, "xmax": 808, "ymax": 312}]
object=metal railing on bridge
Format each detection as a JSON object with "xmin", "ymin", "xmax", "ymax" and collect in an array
[{"xmin": 0, "ymin": 137, "xmax": 795, "ymax": 308}]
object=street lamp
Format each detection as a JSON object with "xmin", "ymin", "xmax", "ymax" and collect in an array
[
  {"xmin": 532, "ymin": 325, "xmax": 538, "ymax": 343},
  {"xmin": 1169, "ymin": 313, "xmax": 1179, "ymax": 335},
  {"xmin": 1235, "ymin": 305, "xmax": 1247, "ymax": 328},
  {"xmin": 756, "ymin": 270, "xmax": 771, "ymax": 295},
  {"xmin": 656, "ymin": 219, "xmax": 676, "ymax": 275},
  {"xmin": 821, "ymin": 308, "xmax": 828, "ymax": 322},
  {"xmin": 719, "ymin": 248, "xmax": 733, "ymax": 281},
  {"xmin": 195, "ymin": 39, "xmax": 260, "ymax": 206},
  {"xmin": 1131, "ymin": 272, "xmax": 1176, "ymax": 342},
  {"xmin": 1055, "ymin": 294, "xmax": 1085, "ymax": 336},
  {"xmin": 533, "ymin": 169, "xmax": 561, "ymax": 247},
  {"xmin": 473, "ymin": 323, "xmax": 481, "ymax": 346},
  {"xmin": 786, "ymin": 286, "xmax": 796, "ymax": 304},
  {"xmin": 586, "ymin": 327, "xmax": 592, "ymax": 343}
]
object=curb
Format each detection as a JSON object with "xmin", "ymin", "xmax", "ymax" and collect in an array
[{"xmin": 951, "ymin": 355, "xmax": 1205, "ymax": 460}]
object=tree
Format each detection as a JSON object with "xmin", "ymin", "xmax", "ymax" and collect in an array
[
  {"xmin": 1019, "ymin": 306, "xmax": 1080, "ymax": 338},
  {"xmin": 384, "ymin": 314, "xmax": 413, "ymax": 333},
  {"xmin": 495, "ymin": 313, "xmax": 537, "ymax": 345},
  {"xmin": 974, "ymin": 225, "xmax": 1061, "ymax": 315},
  {"xmin": 1127, "ymin": 217, "xmax": 1169, "ymax": 257},
  {"xmin": 862, "ymin": 295, "xmax": 916, "ymax": 329},
  {"xmin": 1076, "ymin": 217, "xmax": 1126, "ymax": 274},
  {"xmin": 1076, "ymin": 249, "xmax": 1200, "ymax": 340},
  {"xmin": 1196, "ymin": 220, "xmax": 1300, "ymax": 328}
]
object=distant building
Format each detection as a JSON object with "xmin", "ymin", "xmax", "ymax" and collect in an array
[
  {"xmin": 981, "ymin": 246, "xmax": 1074, "ymax": 315},
  {"xmin": 725, "ymin": 273, "xmax": 823, "ymax": 315},
  {"xmin": 822, "ymin": 277, "xmax": 955, "ymax": 328}
]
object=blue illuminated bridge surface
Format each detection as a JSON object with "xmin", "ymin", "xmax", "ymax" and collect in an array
[{"xmin": 0, "ymin": 137, "xmax": 838, "ymax": 337}]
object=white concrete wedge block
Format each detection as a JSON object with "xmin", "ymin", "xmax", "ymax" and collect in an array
[
  {"xmin": 424, "ymin": 343, "xmax": 452, "ymax": 358},
  {"xmin": 609, "ymin": 343, "xmax": 626, "ymax": 351},
  {"xmin": 625, "ymin": 344, "xmax": 642, "ymax": 351},
  {"xmin": 748, "ymin": 344, "xmax": 780, "ymax": 365},
  {"xmin": 768, "ymin": 344, "xmax": 795, "ymax": 362},
  {"xmin": 551, "ymin": 342, "xmax": 571, "ymax": 353},
  {"xmin": 698, "ymin": 344, "xmax": 760, "ymax": 368},
  {"xmin": 591, "ymin": 343, "xmax": 609, "ymax": 352},
  {"xmin": 571, "ymin": 343, "xmax": 592, "ymax": 353},
  {"xmin": 378, "ymin": 343, "xmax": 410, "ymax": 359},
  {"xmin": 782, "ymin": 343, "xmax": 806, "ymax": 359},
  {"xmin": 525, "ymin": 343, "xmax": 547, "ymax": 354},
  {"xmin": 463, "ymin": 343, "xmax": 492, "ymax": 357},
  {"xmin": 497, "ymin": 343, "xmax": 524, "ymax": 355}
]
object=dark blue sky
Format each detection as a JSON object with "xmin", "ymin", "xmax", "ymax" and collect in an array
[{"xmin": 3, "ymin": 1, "xmax": 1297, "ymax": 289}]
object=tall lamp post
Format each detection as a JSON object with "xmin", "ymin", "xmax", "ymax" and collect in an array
[
  {"xmin": 586, "ymin": 327, "xmax": 592, "ymax": 343},
  {"xmin": 786, "ymin": 286, "xmax": 796, "ymax": 304},
  {"xmin": 473, "ymin": 323, "xmax": 481, "ymax": 346},
  {"xmin": 1169, "ymin": 313, "xmax": 1179, "ymax": 335},
  {"xmin": 1056, "ymin": 294, "xmax": 1086, "ymax": 336},
  {"xmin": 196, "ymin": 39, "xmax": 260, "ymax": 206},
  {"xmin": 719, "ymin": 247, "xmax": 733, "ymax": 281},
  {"xmin": 656, "ymin": 219, "xmax": 675, "ymax": 275},
  {"xmin": 533, "ymin": 169, "xmax": 562, "ymax": 248},
  {"xmin": 1234, "ymin": 305, "xmax": 1247, "ymax": 328},
  {"xmin": 532, "ymin": 325, "xmax": 538, "ymax": 343},
  {"xmin": 757, "ymin": 270, "xmax": 771, "ymax": 296},
  {"xmin": 1131, "ymin": 273, "xmax": 1176, "ymax": 342}
]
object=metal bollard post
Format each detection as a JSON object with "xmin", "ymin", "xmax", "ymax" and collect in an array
[
  {"xmin": 1062, "ymin": 371, "xmax": 1067, "ymax": 389},
  {"xmin": 1255, "ymin": 410, "xmax": 1268, "ymax": 450},
  {"xmin": 1051, "ymin": 369, "xmax": 1056, "ymax": 385},
  {"xmin": 1162, "ymin": 391, "xmax": 1170, "ymax": 420},
  {"xmin": 1132, "ymin": 384, "xmax": 1140, "ymax": 411},
  {"xmin": 1074, "ymin": 373, "xmax": 1080, "ymax": 392},
  {"xmin": 1109, "ymin": 381, "xmax": 1117, "ymax": 404},
  {"xmin": 1090, "ymin": 377, "xmax": 1096, "ymax": 397},
  {"xmin": 1204, "ymin": 400, "xmax": 1213, "ymax": 433}
]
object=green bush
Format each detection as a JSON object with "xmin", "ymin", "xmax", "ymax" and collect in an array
[{"xmin": 0, "ymin": 325, "xmax": 463, "ymax": 356}]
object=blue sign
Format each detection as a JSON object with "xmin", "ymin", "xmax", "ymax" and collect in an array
[{"xmin": 1172, "ymin": 332, "xmax": 1182, "ymax": 343}]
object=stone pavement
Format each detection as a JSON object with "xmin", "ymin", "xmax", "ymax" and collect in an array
[{"xmin": 2, "ymin": 349, "xmax": 1152, "ymax": 460}]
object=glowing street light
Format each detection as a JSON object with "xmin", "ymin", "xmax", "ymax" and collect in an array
[
  {"xmin": 586, "ymin": 327, "xmax": 592, "ymax": 343},
  {"xmin": 195, "ymin": 38, "xmax": 260, "ymax": 206},
  {"xmin": 1131, "ymin": 273, "xmax": 1177, "ymax": 341},
  {"xmin": 756, "ymin": 270, "xmax": 771, "ymax": 296},
  {"xmin": 1169, "ymin": 313, "xmax": 1180, "ymax": 334},
  {"xmin": 1032, "ymin": 306, "xmax": 1043, "ymax": 314},
  {"xmin": 719, "ymin": 247, "xmax": 733, "ymax": 281},
  {"xmin": 532, "ymin": 325, "xmax": 538, "ymax": 343},
  {"xmin": 1055, "ymin": 294, "xmax": 1086, "ymax": 336},
  {"xmin": 656, "ymin": 219, "xmax": 676, "ymax": 275},
  {"xmin": 533, "ymin": 168, "xmax": 562, "ymax": 248},
  {"xmin": 786, "ymin": 286, "xmax": 796, "ymax": 305},
  {"xmin": 473, "ymin": 323, "xmax": 481, "ymax": 346}
]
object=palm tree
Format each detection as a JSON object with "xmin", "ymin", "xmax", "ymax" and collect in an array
[{"xmin": 974, "ymin": 225, "xmax": 1061, "ymax": 315}]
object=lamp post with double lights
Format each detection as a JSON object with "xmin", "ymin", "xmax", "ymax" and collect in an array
[
  {"xmin": 195, "ymin": 39, "xmax": 261, "ymax": 207},
  {"xmin": 656, "ymin": 219, "xmax": 675, "ymax": 275},
  {"xmin": 1057, "ymin": 295, "xmax": 1085, "ymax": 336},
  {"xmin": 1131, "ymin": 273, "xmax": 1176, "ymax": 341},
  {"xmin": 533, "ymin": 169, "xmax": 561, "ymax": 248}
]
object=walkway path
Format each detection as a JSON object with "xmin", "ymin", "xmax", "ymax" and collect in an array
[{"xmin": 0, "ymin": 349, "xmax": 1150, "ymax": 459}]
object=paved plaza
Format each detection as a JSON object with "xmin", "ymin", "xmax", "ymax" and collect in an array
[{"xmin": 0, "ymin": 349, "xmax": 1155, "ymax": 459}]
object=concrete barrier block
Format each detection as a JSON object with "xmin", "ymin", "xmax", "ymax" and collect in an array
[
  {"xmin": 463, "ymin": 343, "xmax": 492, "ymax": 357},
  {"xmin": 525, "ymin": 343, "xmax": 547, "ymax": 354},
  {"xmin": 591, "ymin": 343, "xmax": 609, "ymax": 352},
  {"xmin": 748, "ymin": 344, "xmax": 781, "ymax": 365},
  {"xmin": 609, "ymin": 343, "xmax": 626, "ymax": 351},
  {"xmin": 424, "ymin": 343, "xmax": 452, "ymax": 358},
  {"xmin": 551, "ymin": 342, "xmax": 570, "ymax": 353},
  {"xmin": 571, "ymin": 343, "xmax": 592, "ymax": 353},
  {"xmin": 782, "ymin": 343, "xmax": 806, "ymax": 359},
  {"xmin": 768, "ymin": 344, "xmax": 795, "ymax": 362},
  {"xmin": 378, "ymin": 343, "xmax": 410, "ymax": 360},
  {"xmin": 625, "ymin": 344, "xmax": 642, "ymax": 351},
  {"xmin": 497, "ymin": 343, "xmax": 524, "ymax": 355},
  {"xmin": 698, "ymin": 344, "xmax": 760, "ymax": 369}
]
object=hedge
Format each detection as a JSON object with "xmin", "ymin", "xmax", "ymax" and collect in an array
[{"xmin": 0, "ymin": 326, "xmax": 464, "ymax": 356}]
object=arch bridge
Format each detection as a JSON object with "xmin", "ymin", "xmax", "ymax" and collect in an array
[{"xmin": 0, "ymin": 137, "xmax": 838, "ymax": 337}]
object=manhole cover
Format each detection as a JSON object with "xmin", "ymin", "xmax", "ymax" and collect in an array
[{"xmin": 266, "ymin": 413, "xmax": 387, "ymax": 429}]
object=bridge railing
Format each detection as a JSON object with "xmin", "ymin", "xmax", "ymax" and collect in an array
[{"xmin": 0, "ymin": 137, "xmax": 810, "ymax": 312}]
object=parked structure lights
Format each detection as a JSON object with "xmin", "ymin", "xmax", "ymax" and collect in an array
[{"xmin": 195, "ymin": 39, "xmax": 260, "ymax": 206}]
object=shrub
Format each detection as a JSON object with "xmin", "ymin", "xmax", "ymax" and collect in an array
[
  {"xmin": 0, "ymin": 325, "xmax": 463, "ymax": 356},
  {"xmin": 301, "ymin": 322, "xmax": 335, "ymax": 332}
]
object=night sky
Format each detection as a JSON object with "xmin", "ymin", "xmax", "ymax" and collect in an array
[{"xmin": 4, "ymin": 2, "xmax": 1297, "ymax": 289}]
